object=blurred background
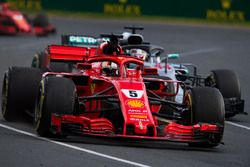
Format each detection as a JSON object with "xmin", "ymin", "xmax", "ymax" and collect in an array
[{"xmin": 3, "ymin": 0, "xmax": 250, "ymax": 24}]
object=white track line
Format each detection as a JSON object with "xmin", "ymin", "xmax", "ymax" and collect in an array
[
  {"xmin": 0, "ymin": 123, "xmax": 151, "ymax": 167},
  {"xmin": 226, "ymin": 121, "xmax": 250, "ymax": 130}
]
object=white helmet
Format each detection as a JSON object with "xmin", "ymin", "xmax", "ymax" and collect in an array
[{"xmin": 130, "ymin": 49, "xmax": 148, "ymax": 60}]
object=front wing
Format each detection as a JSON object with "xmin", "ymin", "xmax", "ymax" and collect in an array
[
  {"xmin": 224, "ymin": 97, "xmax": 246, "ymax": 117},
  {"xmin": 51, "ymin": 114, "xmax": 223, "ymax": 144}
]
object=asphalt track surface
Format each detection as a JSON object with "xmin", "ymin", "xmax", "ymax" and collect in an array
[{"xmin": 0, "ymin": 17, "xmax": 250, "ymax": 167}]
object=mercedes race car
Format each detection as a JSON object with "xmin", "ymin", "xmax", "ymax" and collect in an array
[
  {"xmin": 2, "ymin": 35, "xmax": 225, "ymax": 147},
  {"xmin": 119, "ymin": 26, "xmax": 245, "ymax": 118},
  {"xmin": 0, "ymin": 2, "xmax": 56, "ymax": 36}
]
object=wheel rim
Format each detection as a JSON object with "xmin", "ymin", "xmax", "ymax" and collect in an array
[
  {"xmin": 31, "ymin": 54, "xmax": 39, "ymax": 68},
  {"xmin": 184, "ymin": 92, "xmax": 193, "ymax": 124},
  {"xmin": 35, "ymin": 84, "xmax": 44, "ymax": 130},
  {"xmin": 1, "ymin": 74, "xmax": 8, "ymax": 117}
]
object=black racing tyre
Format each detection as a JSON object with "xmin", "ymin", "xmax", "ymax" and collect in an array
[
  {"xmin": 23, "ymin": 13, "xmax": 32, "ymax": 25},
  {"xmin": 31, "ymin": 51, "xmax": 49, "ymax": 71},
  {"xmin": 35, "ymin": 77, "xmax": 77, "ymax": 137},
  {"xmin": 188, "ymin": 87, "xmax": 225, "ymax": 148},
  {"xmin": 1, "ymin": 67, "xmax": 42, "ymax": 121},
  {"xmin": 1, "ymin": 17, "xmax": 18, "ymax": 35},
  {"xmin": 206, "ymin": 69, "xmax": 241, "ymax": 98},
  {"xmin": 33, "ymin": 13, "xmax": 49, "ymax": 27}
]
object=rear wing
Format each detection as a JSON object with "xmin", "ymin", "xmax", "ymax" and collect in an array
[
  {"xmin": 61, "ymin": 35, "xmax": 109, "ymax": 46},
  {"xmin": 48, "ymin": 45, "xmax": 96, "ymax": 62}
]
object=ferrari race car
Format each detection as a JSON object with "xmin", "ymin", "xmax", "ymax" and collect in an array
[
  {"xmin": 2, "ymin": 35, "xmax": 225, "ymax": 147},
  {"xmin": 119, "ymin": 26, "xmax": 245, "ymax": 118},
  {"xmin": 0, "ymin": 2, "xmax": 56, "ymax": 36},
  {"xmin": 30, "ymin": 27, "xmax": 245, "ymax": 118}
]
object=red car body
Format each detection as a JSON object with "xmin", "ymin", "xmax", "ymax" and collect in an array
[
  {"xmin": 34, "ymin": 44, "xmax": 224, "ymax": 146},
  {"xmin": 0, "ymin": 2, "xmax": 55, "ymax": 36}
]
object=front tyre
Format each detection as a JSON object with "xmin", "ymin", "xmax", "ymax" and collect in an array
[
  {"xmin": 35, "ymin": 77, "xmax": 77, "ymax": 137},
  {"xmin": 31, "ymin": 52, "xmax": 48, "ymax": 71},
  {"xmin": 188, "ymin": 87, "xmax": 225, "ymax": 148}
]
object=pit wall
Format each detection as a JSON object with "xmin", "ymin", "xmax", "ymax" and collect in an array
[{"xmin": 5, "ymin": 0, "xmax": 250, "ymax": 22}]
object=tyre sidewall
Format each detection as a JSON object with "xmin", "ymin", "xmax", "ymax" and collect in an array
[
  {"xmin": 211, "ymin": 69, "xmax": 241, "ymax": 98},
  {"xmin": 188, "ymin": 87, "xmax": 225, "ymax": 147},
  {"xmin": 35, "ymin": 77, "xmax": 76, "ymax": 137}
]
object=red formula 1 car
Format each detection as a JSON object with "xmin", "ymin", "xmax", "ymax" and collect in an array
[
  {"xmin": 2, "ymin": 35, "xmax": 225, "ymax": 148},
  {"xmin": 0, "ymin": 2, "xmax": 56, "ymax": 36}
]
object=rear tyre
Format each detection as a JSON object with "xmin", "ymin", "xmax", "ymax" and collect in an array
[
  {"xmin": 206, "ymin": 69, "xmax": 241, "ymax": 117},
  {"xmin": 206, "ymin": 69, "xmax": 241, "ymax": 98},
  {"xmin": 33, "ymin": 13, "xmax": 49, "ymax": 28},
  {"xmin": 188, "ymin": 87, "xmax": 225, "ymax": 148},
  {"xmin": 35, "ymin": 77, "xmax": 77, "ymax": 137},
  {"xmin": 33, "ymin": 12, "xmax": 56, "ymax": 35},
  {"xmin": 23, "ymin": 13, "xmax": 32, "ymax": 25},
  {"xmin": 1, "ymin": 67, "xmax": 42, "ymax": 121},
  {"xmin": 31, "ymin": 52, "xmax": 48, "ymax": 72}
]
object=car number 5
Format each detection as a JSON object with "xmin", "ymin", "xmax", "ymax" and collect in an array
[{"xmin": 129, "ymin": 90, "xmax": 138, "ymax": 97}]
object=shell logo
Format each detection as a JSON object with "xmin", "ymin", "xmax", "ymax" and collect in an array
[{"xmin": 127, "ymin": 100, "xmax": 144, "ymax": 108}]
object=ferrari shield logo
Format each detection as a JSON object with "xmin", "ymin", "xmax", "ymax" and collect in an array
[{"xmin": 139, "ymin": 120, "xmax": 143, "ymax": 130}]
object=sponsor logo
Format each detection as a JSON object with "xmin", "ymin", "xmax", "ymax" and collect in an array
[
  {"xmin": 128, "ymin": 109, "xmax": 141, "ymax": 113},
  {"xmin": 69, "ymin": 36, "xmax": 109, "ymax": 45},
  {"xmin": 130, "ymin": 118, "xmax": 149, "ymax": 122},
  {"xmin": 9, "ymin": 0, "xmax": 41, "ymax": 11},
  {"xmin": 127, "ymin": 100, "xmax": 144, "ymax": 108},
  {"xmin": 130, "ymin": 115, "xmax": 148, "ymax": 119},
  {"xmin": 206, "ymin": 0, "xmax": 245, "ymax": 21},
  {"xmin": 104, "ymin": 0, "xmax": 141, "ymax": 16},
  {"xmin": 69, "ymin": 36, "xmax": 97, "ymax": 45}
]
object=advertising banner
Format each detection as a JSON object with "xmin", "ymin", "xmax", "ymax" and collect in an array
[{"xmin": 6, "ymin": 0, "xmax": 250, "ymax": 22}]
